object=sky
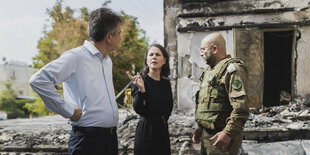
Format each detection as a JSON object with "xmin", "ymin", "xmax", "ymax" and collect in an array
[{"xmin": 0, "ymin": 0, "xmax": 164, "ymax": 65}]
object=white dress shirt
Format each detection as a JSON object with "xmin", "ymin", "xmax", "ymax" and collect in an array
[{"xmin": 29, "ymin": 40, "xmax": 118, "ymax": 127}]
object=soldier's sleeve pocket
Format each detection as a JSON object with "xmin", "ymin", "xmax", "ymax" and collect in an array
[{"xmin": 230, "ymin": 91, "xmax": 246, "ymax": 99}]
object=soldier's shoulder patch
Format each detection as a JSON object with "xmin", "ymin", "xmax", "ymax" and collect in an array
[{"xmin": 232, "ymin": 80, "xmax": 242, "ymax": 90}]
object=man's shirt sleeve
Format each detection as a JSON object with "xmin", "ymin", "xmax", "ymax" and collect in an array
[
  {"xmin": 223, "ymin": 63, "xmax": 249, "ymax": 137},
  {"xmin": 29, "ymin": 51, "xmax": 77, "ymax": 118}
]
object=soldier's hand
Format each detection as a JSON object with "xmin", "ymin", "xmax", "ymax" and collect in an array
[
  {"xmin": 210, "ymin": 131, "xmax": 231, "ymax": 150},
  {"xmin": 70, "ymin": 107, "xmax": 82, "ymax": 122},
  {"xmin": 192, "ymin": 126, "xmax": 203, "ymax": 144}
]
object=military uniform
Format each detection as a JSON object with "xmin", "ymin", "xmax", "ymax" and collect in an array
[{"xmin": 195, "ymin": 55, "xmax": 249, "ymax": 155}]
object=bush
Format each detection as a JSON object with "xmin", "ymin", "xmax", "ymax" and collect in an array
[
  {"xmin": 23, "ymin": 94, "xmax": 54, "ymax": 117},
  {"xmin": 0, "ymin": 82, "xmax": 31, "ymax": 118}
]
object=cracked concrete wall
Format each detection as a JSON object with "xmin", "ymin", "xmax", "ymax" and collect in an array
[
  {"xmin": 176, "ymin": 31, "xmax": 233, "ymax": 111},
  {"xmin": 164, "ymin": 0, "xmax": 310, "ymax": 110},
  {"xmin": 296, "ymin": 27, "xmax": 310, "ymax": 97},
  {"xmin": 164, "ymin": 0, "xmax": 180, "ymax": 108}
]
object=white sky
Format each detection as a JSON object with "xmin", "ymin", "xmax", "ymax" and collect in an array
[{"xmin": 0, "ymin": 0, "xmax": 163, "ymax": 65}]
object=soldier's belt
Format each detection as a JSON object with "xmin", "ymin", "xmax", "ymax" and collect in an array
[
  {"xmin": 196, "ymin": 112, "xmax": 230, "ymax": 130},
  {"xmin": 197, "ymin": 119, "xmax": 225, "ymax": 132},
  {"xmin": 210, "ymin": 98, "xmax": 229, "ymax": 103},
  {"xmin": 197, "ymin": 102, "xmax": 232, "ymax": 113},
  {"xmin": 196, "ymin": 119, "xmax": 215, "ymax": 130},
  {"xmin": 204, "ymin": 127, "xmax": 223, "ymax": 135}
]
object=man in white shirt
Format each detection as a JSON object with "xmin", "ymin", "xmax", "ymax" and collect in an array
[{"xmin": 29, "ymin": 7, "xmax": 122, "ymax": 155}]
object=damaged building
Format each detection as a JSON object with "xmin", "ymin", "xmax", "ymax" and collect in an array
[
  {"xmin": 3, "ymin": 1, "xmax": 310, "ymax": 154},
  {"xmin": 164, "ymin": 0, "xmax": 310, "ymax": 110}
]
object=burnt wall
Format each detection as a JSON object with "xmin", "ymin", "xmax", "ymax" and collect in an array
[
  {"xmin": 164, "ymin": 0, "xmax": 310, "ymax": 110},
  {"xmin": 164, "ymin": 0, "xmax": 180, "ymax": 108},
  {"xmin": 178, "ymin": 0, "xmax": 310, "ymax": 32}
]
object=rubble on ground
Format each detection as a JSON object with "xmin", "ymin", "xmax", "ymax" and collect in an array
[
  {"xmin": 0, "ymin": 109, "xmax": 198, "ymax": 154},
  {"xmin": 245, "ymin": 97, "xmax": 310, "ymax": 130},
  {"xmin": 117, "ymin": 110, "xmax": 198, "ymax": 154},
  {"xmin": 1, "ymin": 97, "xmax": 310, "ymax": 154}
]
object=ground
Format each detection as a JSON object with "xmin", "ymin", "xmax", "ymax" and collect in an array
[{"xmin": 1, "ymin": 105, "xmax": 310, "ymax": 155}]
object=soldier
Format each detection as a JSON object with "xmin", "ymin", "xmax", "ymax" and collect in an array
[{"xmin": 192, "ymin": 32, "xmax": 249, "ymax": 155}]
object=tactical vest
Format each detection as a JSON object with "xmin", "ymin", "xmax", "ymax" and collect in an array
[{"xmin": 195, "ymin": 57, "xmax": 243, "ymax": 130}]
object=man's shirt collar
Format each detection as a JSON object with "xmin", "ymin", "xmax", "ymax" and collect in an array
[
  {"xmin": 82, "ymin": 40, "xmax": 110, "ymax": 60},
  {"xmin": 83, "ymin": 40, "xmax": 100, "ymax": 55}
]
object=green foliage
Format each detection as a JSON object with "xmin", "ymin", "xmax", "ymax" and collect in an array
[
  {"xmin": 32, "ymin": 1, "xmax": 148, "ymax": 105},
  {"xmin": 110, "ymin": 12, "xmax": 148, "ymax": 98},
  {"xmin": 23, "ymin": 94, "xmax": 54, "ymax": 117},
  {"xmin": 32, "ymin": 0, "xmax": 88, "ymax": 70},
  {"xmin": 0, "ymin": 82, "xmax": 35, "ymax": 118},
  {"xmin": 16, "ymin": 98, "xmax": 36, "ymax": 111},
  {"xmin": 0, "ymin": 82, "xmax": 18, "ymax": 118},
  {"xmin": 80, "ymin": 7, "xmax": 90, "ymax": 21}
]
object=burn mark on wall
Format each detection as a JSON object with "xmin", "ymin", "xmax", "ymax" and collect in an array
[
  {"xmin": 181, "ymin": 1, "xmax": 255, "ymax": 13},
  {"xmin": 183, "ymin": 3, "xmax": 202, "ymax": 10},
  {"xmin": 263, "ymin": 1, "xmax": 284, "ymax": 8},
  {"xmin": 218, "ymin": 21, "xmax": 225, "ymax": 26},
  {"xmin": 186, "ymin": 22, "xmax": 202, "ymax": 28},
  {"xmin": 178, "ymin": 8, "xmax": 295, "ymax": 18},
  {"xmin": 207, "ymin": 18, "xmax": 215, "ymax": 26},
  {"xmin": 178, "ymin": 20, "xmax": 310, "ymax": 32},
  {"xmin": 180, "ymin": 0, "xmax": 235, "ymax": 3}
]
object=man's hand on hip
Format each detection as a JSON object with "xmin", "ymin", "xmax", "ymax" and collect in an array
[
  {"xmin": 70, "ymin": 107, "xmax": 82, "ymax": 121},
  {"xmin": 210, "ymin": 131, "xmax": 231, "ymax": 150}
]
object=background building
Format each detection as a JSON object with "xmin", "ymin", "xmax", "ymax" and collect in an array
[{"xmin": 0, "ymin": 61, "xmax": 35, "ymax": 99}]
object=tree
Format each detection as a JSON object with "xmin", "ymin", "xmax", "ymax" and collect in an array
[
  {"xmin": 33, "ymin": 0, "xmax": 88, "ymax": 70},
  {"xmin": 110, "ymin": 12, "xmax": 148, "ymax": 97},
  {"xmin": 30, "ymin": 1, "xmax": 148, "ymax": 112},
  {"xmin": 0, "ymin": 82, "xmax": 25, "ymax": 118}
]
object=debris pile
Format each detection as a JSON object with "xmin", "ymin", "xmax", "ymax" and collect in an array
[
  {"xmin": 0, "ymin": 110, "xmax": 199, "ymax": 154},
  {"xmin": 245, "ymin": 97, "xmax": 310, "ymax": 129},
  {"xmin": 117, "ymin": 111, "xmax": 198, "ymax": 154},
  {"xmin": 0, "ymin": 116, "xmax": 70, "ymax": 154}
]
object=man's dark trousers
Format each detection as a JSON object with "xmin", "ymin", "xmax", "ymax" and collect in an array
[{"xmin": 68, "ymin": 126, "xmax": 118, "ymax": 155}]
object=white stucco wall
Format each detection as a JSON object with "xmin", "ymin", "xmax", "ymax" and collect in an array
[
  {"xmin": 296, "ymin": 26, "xmax": 310, "ymax": 97},
  {"xmin": 177, "ymin": 30, "xmax": 234, "ymax": 69},
  {"xmin": 177, "ymin": 30, "xmax": 233, "ymax": 111},
  {"xmin": 177, "ymin": 77, "xmax": 199, "ymax": 112}
]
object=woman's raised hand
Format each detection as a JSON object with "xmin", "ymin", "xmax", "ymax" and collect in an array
[{"xmin": 126, "ymin": 71, "xmax": 145, "ymax": 93}]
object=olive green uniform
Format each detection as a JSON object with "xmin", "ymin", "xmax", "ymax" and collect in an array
[{"xmin": 195, "ymin": 55, "xmax": 249, "ymax": 155}]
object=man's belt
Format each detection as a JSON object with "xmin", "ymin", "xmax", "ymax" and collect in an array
[{"xmin": 72, "ymin": 126, "xmax": 116, "ymax": 135}]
